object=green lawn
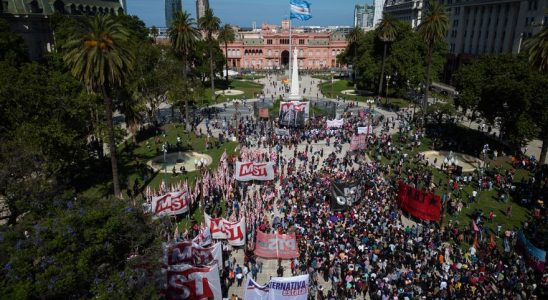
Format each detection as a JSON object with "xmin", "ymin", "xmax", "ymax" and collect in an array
[
  {"xmin": 319, "ymin": 79, "xmax": 410, "ymax": 108},
  {"xmin": 311, "ymin": 74, "xmax": 331, "ymax": 81},
  {"xmin": 81, "ymin": 123, "xmax": 238, "ymax": 199},
  {"xmin": 320, "ymin": 79, "xmax": 366, "ymax": 101},
  {"xmin": 237, "ymin": 74, "xmax": 266, "ymax": 81},
  {"xmin": 380, "ymin": 132, "xmax": 531, "ymax": 238},
  {"xmin": 129, "ymin": 123, "xmax": 238, "ymax": 189},
  {"xmin": 203, "ymin": 79, "xmax": 263, "ymax": 102}
]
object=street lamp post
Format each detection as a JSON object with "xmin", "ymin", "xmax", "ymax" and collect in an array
[
  {"xmin": 234, "ymin": 101, "xmax": 240, "ymax": 140},
  {"xmin": 366, "ymin": 99, "xmax": 374, "ymax": 135},
  {"xmin": 385, "ymin": 75, "xmax": 391, "ymax": 105},
  {"xmin": 330, "ymin": 69, "xmax": 335, "ymax": 99}
]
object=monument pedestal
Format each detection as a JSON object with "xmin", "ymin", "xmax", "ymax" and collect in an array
[{"xmin": 287, "ymin": 48, "xmax": 303, "ymax": 101}]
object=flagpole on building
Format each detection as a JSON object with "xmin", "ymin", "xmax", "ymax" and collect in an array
[{"xmin": 288, "ymin": 16, "xmax": 292, "ymax": 85}]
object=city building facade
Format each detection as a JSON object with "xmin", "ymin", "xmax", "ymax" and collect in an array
[
  {"xmin": 445, "ymin": 0, "xmax": 546, "ymax": 55},
  {"xmin": 196, "ymin": 0, "xmax": 208, "ymax": 20},
  {"xmin": 373, "ymin": 0, "xmax": 386, "ymax": 25},
  {"xmin": 165, "ymin": 0, "xmax": 182, "ymax": 28},
  {"xmin": 354, "ymin": 3, "xmax": 375, "ymax": 29},
  {"xmin": 223, "ymin": 21, "xmax": 348, "ymax": 70},
  {"xmin": 383, "ymin": 0, "xmax": 425, "ymax": 28},
  {"xmin": 384, "ymin": 0, "xmax": 547, "ymax": 55},
  {"xmin": 0, "ymin": 0, "xmax": 124, "ymax": 59}
]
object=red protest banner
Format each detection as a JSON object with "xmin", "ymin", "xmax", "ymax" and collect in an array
[
  {"xmin": 397, "ymin": 182, "xmax": 441, "ymax": 221},
  {"xmin": 166, "ymin": 264, "xmax": 222, "ymax": 300},
  {"xmin": 254, "ymin": 231, "xmax": 299, "ymax": 259}
]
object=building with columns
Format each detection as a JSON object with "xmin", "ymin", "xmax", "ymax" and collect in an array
[
  {"xmin": 383, "ymin": 0, "xmax": 425, "ymax": 28},
  {"xmin": 373, "ymin": 0, "xmax": 386, "ymax": 26},
  {"xmin": 224, "ymin": 21, "xmax": 348, "ymax": 70},
  {"xmin": 445, "ymin": 0, "xmax": 546, "ymax": 55},
  {"xmin": 384, "ymin": 0, "xmax": 546, "ymax": 55}
]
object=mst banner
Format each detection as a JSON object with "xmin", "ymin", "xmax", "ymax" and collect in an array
[
  {"xmin": 235, "ymin": 161, "xmax": 275, "ymax": 181},
  {"xmin": 152, "ymin": 192, "xmax": 189, "ymax": 218},
  {"xmin": 516, "ymin": 231, "xmax": 546, "ymax": 272},
  {"xmin": 204, "ymin": 213, "xmax": 246, "ymax": 246},
  {"xmin": 244, "ymin": 275, "xmax": 309, "ymax": 300},
  {"xmin": 164, "ymin": 241, "xmax": 222, "ymax": 269},
  {"xmin": 397, "ymin": 182, "xmax": 441, "ymax": 221},
  {"xmin": 166, "ymin": 264, "xmax": 222, "ymax": 300},
  {"xmin": 254, "ymin": 231, "xmax": 299, "ymax": 259},
  {"xmin": 279, "ymin": 101, "xmax": 309, "ymax": 127}
]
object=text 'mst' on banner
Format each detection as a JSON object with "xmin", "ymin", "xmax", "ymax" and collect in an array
[{"xmin": 234, "ymin": 161, "xmax": 275, "ymax": 181}]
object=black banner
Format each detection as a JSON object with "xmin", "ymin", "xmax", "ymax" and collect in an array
[{"xmin": 331, "ymin": 183, "xmax": 363, "ymax": 211}]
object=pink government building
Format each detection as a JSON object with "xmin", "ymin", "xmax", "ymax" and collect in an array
[{"xmin": 225, "ymin": 20, "xmax": 349, "ymax": 70}]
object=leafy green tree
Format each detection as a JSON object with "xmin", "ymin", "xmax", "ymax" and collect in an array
[
  {"xmin": 0, "ymin": 18, "xmax": 28, "ymax": 65},
  {"xmin": 524, "ymin": 27, "xmax": 548, "ymax": 163},
  {"xmin": 190, "ymin": 40, "xmax": 225, "ymax": 87},
  {"xmin": 341, "ymin": 30, "xmax": 378, "ymax": 90},
  {"xmin": 0, "ymin": 195, "xmax": 162, "ymax": 298},
  {"xmin": 427, "ymin": 102, "xmax": 457, "ymax": 124},
  {"xmin": 218, "ymin": 24, "xmax": 235, "ymax": 88},
  {"xmin": 129, "ymin": 44, "xmax": 175, "ymax": 127},
  {"xmin": 115, "ymin": 14, "xmax": 151, "ymax": 43},
  {"xmin": 346, "ymin": 27, "xmax": 364, "ymax": 85},
  {"xmin": 454, "ymin": 54, "xmax": 547, "ymax": 152},
  {"xmin": 377, "ymin": 14, "xmax": 397, "ymax": 99},
  {"xmin": 0, "ymin": 61, "xmax": 94, "ymax": 223},
  {"xmin": 63, "ymin": 15, "xmax": 136, "ymax": 197},
  {"xmin": 169, "ymin": 11, "xmax": 199, "ymax": 131},
  {"xmin": 339, "ymin": 19, "xmax": 445, "ymax": 99},
  {"xmin": 114, "ymin": 88, "xmax": 144, "ymax": 144},
  {"xmin": 453, "ymin": 59, "xmax": 484, "ymax": 118},
  {"xmin": 385, "ymin": 23, "xmax": 426, "ymax": 97},
  {"xmin": 198, "ymin": 8, "xmax": 221, "ymax": 104},
  {"xmin": 150, "ymin": 26, "xmax": 159, "ymax": 43},
  {"xmin": 417, "ymin": 0, "xmax": 448, "ymax": 126}
]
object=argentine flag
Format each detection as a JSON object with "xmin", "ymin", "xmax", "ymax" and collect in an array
[{"xmin": 290, "ymin": 0, "xmax": 312, "ymax": 21}]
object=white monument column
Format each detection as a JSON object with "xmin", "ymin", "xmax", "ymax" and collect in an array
[{"xmin": 288, "ymin": 48, "xmax": 302, "ymax": 101}]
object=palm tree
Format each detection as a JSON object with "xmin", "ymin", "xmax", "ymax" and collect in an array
[
  {"xmin": 168, "ymin": 11, "xmax": 199, "ymax": 131},
  {"xmin": 346, "ymin": 26, "xmax": 363, "ymax": 87},
  {"xmin": 218, "ymin": 24, "xmax": 236, "ymax": 89},
  {"xmin": 524, "ymin": 27, "xmax": 548, "ymax": 164},
  {"xmin": 377, "ymin": 14, "xmax": 397, "ymax": 100},
  {"xmin": 63, "ymin": 15, "xmax": 135, "ymax": 197},
  {"xmin": 417, "ymin": 0, "xmax": 448, "ymax": 126},
  {"xmin": 198, "ymin": 8, "xmax": 221, "ymax": 104},
  {"xmin": 150, "ymin": 26, "xmax": 159, "ymax": 44}
]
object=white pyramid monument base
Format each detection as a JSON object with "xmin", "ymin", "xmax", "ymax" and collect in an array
[{"xmin": 287, "ymin": 48, "xmax": 302, "ymax": 101}]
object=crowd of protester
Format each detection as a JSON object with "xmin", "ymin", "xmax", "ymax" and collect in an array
[{"xmin": 159, "ymin": 101, "xmax": 546, "ymax": 299}]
